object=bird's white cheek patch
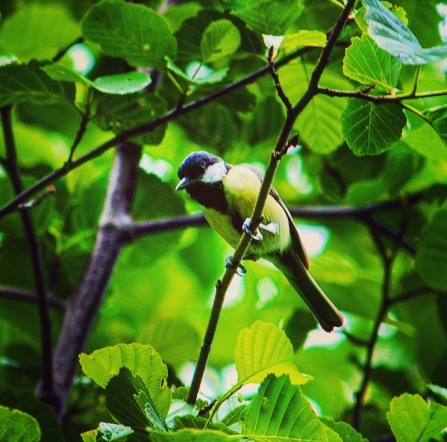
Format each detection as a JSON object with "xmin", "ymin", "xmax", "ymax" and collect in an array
[{"xmin": 202, "ymin": 161, "xmax": 227, "ymax": 183}]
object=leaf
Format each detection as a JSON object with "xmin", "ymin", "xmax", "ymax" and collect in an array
[
  {"xmin": 79, "ymin": 343, "xmax": 171, "ymax": 417},
  {"xmin": 364, "ymin": 0, "xmax": 447, "ymax": 65},
  {"xmin": 166, "ymin": 57, "xmax": 229, "ymax": 86},
  {"xmin": 138, "ymin": 317, "xmax": 200, "ymax": 367},
  {"xmin": 240, "ymin": 375, "xmax": 328, "ymax": 440},
  {"xmin": 282, "ymin": 30, "xmax": 327, "ymax": 51},
  {"xmin": 416, "ymin": 208, "xmax": 447, "ymax": 291},
  {"xmin": 341, "ymin": 98, "xmax": 407, "ymax": 155},
  {"xmin": 97, "ymin": 423, "xmax": 134, "ymax": 441},
  {"xmin": 235, "ymin": 321, "xmax": 311, "ymax": 385},
  {"xmin": 231, "ymin": 0, "xmax": 304, "ymax": 35},
  {"xmin": 200, "ymin": 19, "xmax": 241, "ymax": 63},
  {"xmin": 321, "ymin": 418, "xmax": 368, "ymax": 442},
  {"xmin": 387, "ymin": 393, "xmax": 447, "ymax": 442},
  {"xmin": 424, "ymin": 105, "xmax": 447, "ymax": 146},
  {"xmin": 43, "ymin": 65, "xmax": 152, "ymax": 94},
  {"xmin": 81, "ymin": 0, "xmax": 177, "ymax": 70},
  {"xmin": 0, "ymin": 60, "xmax": 75, "ymax": 107},
  {"xmin": 150, "ymin": 429, "xmax": 242, "ymax": 441},
  {"xmin": 0, "ymin": 406, "xmax": 41, "ymax": 442},
  {"xmin": 105, "ymin": 367, "xmax": 153, "ymax": 436},
  {"xmin": 2, "ymin": 4, "xmax": 79, "ymax": 60},
  {"xmin": 343, "ymin": 34, "xmax": 402, "ymax": 92},
  {"xmin": 91, "ymin": 93, "xmax": 167, "ymax": 145}
]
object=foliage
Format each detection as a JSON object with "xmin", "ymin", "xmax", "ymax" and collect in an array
[{"xmin": 0, "ymin": 0, "xmax": 447, "ymax": 441}]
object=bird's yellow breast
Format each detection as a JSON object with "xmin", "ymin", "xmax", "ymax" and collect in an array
[{"xmin": 203, "ymin": 164, "xmax": 291, "ymax": 257}]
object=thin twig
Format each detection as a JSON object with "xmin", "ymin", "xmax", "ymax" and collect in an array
[
  {"xmin": 0, "ymin": 106, "xmax": 57, "ymax": 409},
  {"xmin": 0, "ymin": 285, "xmax": 66, "ymax": 311},
  {"xmin": 267, "ymin": 47, "xmax": 292, "ymax": 110}
]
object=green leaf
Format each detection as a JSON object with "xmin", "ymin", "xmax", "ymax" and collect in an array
[
  {"xmin": 93, "ymin": 72, "xmax": 152, "ymax": 95},
  {"xmin": 43, "ymin": 65, "xmax": 152, "ymax": 94},
  {"xmin": 91, "ymin": 93, "xmax": 167, "ymax": 145},
  {"xmin": 200, "ymin": 19, "xmax": 241, "ymax": 63},
  {"xmin": 364, "ymin": 0, "xmax": 447, "ymax": 65},
  {"xmin": 138, "ymin": 317, "xmax": 200, "ymax": 368},
  {"xmin": 416, "ymin": 208, "xmax": 447, "ymax": 291},
  {"xmin": 240, "ymin": 374, "xmax": 327, "ymax": 440},
  {"xmin": 281, "ymin": 30, "xmax": 327, "ymax": 51},
  {"xmin": 231, "ymin": 0, "xmax": 304, "ymax": 35},
  {"xmin": 105, "ymin": 367, "xmax": 152, "ymax": 436},
  {"xmin": 341, "ymin": 98, "xmax": 407, "ymax": 155},
  {"xmin": 343, "ymin": 35, "xmax": 402, "ymax": 92},
  {"xmin": 387, "ymin": 393, "xmax": 447, "ymax": 442},
  {"xmin": 0, "ymin": 406, "xmax": 41, "ymax": 442},
  {"xmin": 235, "ymin": 321, "xmax": 311, "ymax": 385},
  {"xmin": 135, "ymin": 389, "xmax": 169, "ymax": 432},
  {"xmin": 0, "ymin": 60, "xmax": 75, "ymax": 107},
  {"xmin": 321, "ymin": 418, "xmax": 368, "ymax": 442},
  {"xmin": 81, "ymin": 0, "xmax": 177, "ymax": 70},
  {"xmin": 424, "ymin": 105, "xmax": 447, "ymax": 146},
  {"xmin": 97, "ymin": 422, "xmax": 134, "ymax": 441},
  {"xmin": 79, "ymin": 343, "xmax": 171, "ymax": 417},
  {"xmin": 2, "ymin": 4, "xmax": 79, "ymax": 60},
  {"xmin": 150, "ymin": 429, "xmax": 242, "ymax": 441},
  {"xmin": 166, "ymin": 57, "xmax": 229, "ymax": 86}
]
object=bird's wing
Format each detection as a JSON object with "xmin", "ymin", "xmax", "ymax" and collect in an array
[{"xmin": 244, "ymin": 164, "xmax": 310, "ymax": 270}]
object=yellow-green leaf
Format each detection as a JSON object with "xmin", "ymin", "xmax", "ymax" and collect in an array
[{"xmin": 235, "ymin": 321, "xmax": 311, "ymax": 386}]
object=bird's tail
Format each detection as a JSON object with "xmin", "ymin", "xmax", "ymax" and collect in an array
[{"xmin": 273, "ymin": 250, "xmax": 344, "ymax": 332}]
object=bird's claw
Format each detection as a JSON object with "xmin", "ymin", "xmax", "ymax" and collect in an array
[
  {"xmin": 243, "ymin": 218, "xmax": 263, "ymax": 241},
  {"xmin": 225, "ymin": 256, "xmax": 247, "ymax": 276},
  {"xmin": 260, "ymin": 222, "xmax": 278, "ymax": 234}
]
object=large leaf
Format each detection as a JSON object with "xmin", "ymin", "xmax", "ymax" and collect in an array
[
  {"xmin": 343, "ymin": 34, "xmax": 402, "ymax": 92},
  {"xmin": 0, "ymin": 60, "xmax": 75, "ymax": 107},
  {"xmin": 240, "ymin": 375, "xmax": 330, "ymax": 441},
  {"xmin": 364, "ymin": 0, "xmax": 447, "ymax": 65},
  {"xmin": 416, "ymin": 207, "xmax": 447, "ymax": 291},
  {"xmin": 387, "ymin": 393, "xmax": 447, "ymax": 442},
  {"xmin": 200, "ymin": 19, "xmax": 241, "ymax": 63},
  {"xmin": 231, "ymin": 0, "xmax": 304, "ymax": 35},
  {"xmin": 341, "ymin": 98, "xmax": 406, "ymax": 155},
  {"xmin": 0, "ymin": 406, "xmax": 41, "ymax": 442},
  {"xmin": 81, "ymin": 0, "xmax": 177, "ymax": 70},
  {"xmin": 235, "ymin": 321, "xmax": 310, "ymax": 385},
  {"xmin": 79, "ymin": 343, "xmax": 171, "ymax": 417}
]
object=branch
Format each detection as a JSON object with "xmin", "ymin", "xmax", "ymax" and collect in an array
[
  {"xmin": 317, "ymin": 85, "xmax": 447, "ymax": 102},
  {"xmin": 50, "ymin": 143, "xmax": 141, "ymax": 417},
  {"xmin": 0, "ymin": 285, "xmax": 66, "ymax": 311},
  {"xmin": 0, "ymin": 106, "xmax": 58, "ymax": 409}
]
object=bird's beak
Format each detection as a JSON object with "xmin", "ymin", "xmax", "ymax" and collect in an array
[{"xmin": 175, "ymin": 177, "xmax": 189, "ymax": 190}]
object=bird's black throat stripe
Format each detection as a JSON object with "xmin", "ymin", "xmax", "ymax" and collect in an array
[{"xmin": 185, "ymin": 181, "xmax": 229, "ymax": 213}]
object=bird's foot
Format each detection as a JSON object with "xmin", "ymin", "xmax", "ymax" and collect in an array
[
  {"xmin": 225, "ymin": 256, "xmax": 247, "ymax": 276},
  {"xmin": 242, "ymin": 218, "xmax": 263, "ymax": 241}
]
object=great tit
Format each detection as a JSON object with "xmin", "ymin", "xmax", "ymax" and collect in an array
[{"xmin": 176, "ymin": 151, "xmax": 343, "ymax": 332}]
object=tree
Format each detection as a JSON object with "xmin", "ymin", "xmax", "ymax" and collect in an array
[{"xmin": 1, "ymin": 0, "xmax": 447, "ymax": 440}]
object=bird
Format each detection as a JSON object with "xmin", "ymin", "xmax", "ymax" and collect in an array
[{"xmin": 176, "ymin": 151, "xmax": 343, "ymax": 332}]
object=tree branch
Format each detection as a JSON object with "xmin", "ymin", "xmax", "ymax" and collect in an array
[
  {"xmin": 50, "ymin": 142, "xmax": 141, "ymax": 417},
  {"xmin": 0, "ymin": 285, "xmax": 66, "ymax": 311},
  {"xmin": 0, "ymin": 106, "xmax": 58, "ymax": 408}
]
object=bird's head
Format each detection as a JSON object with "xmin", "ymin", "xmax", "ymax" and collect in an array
[{"xmin": 176, "ymin": 151, "xmax": 229, "ymax": 190}]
